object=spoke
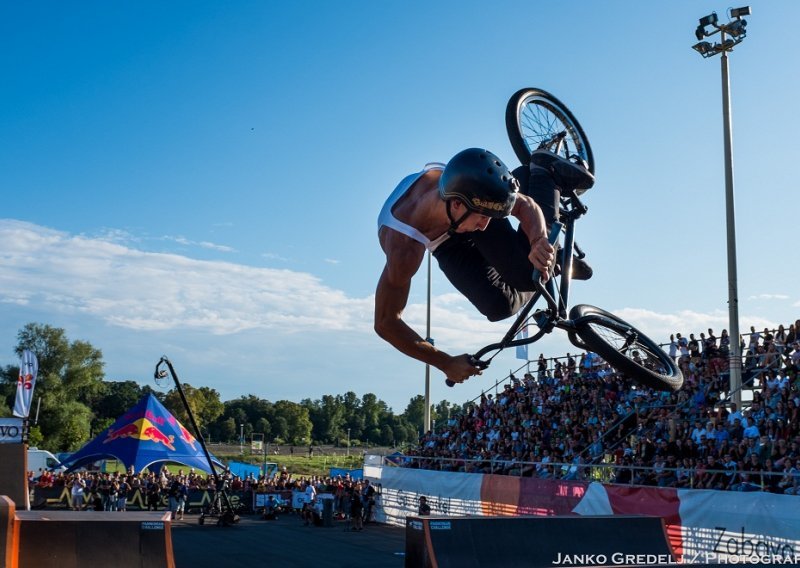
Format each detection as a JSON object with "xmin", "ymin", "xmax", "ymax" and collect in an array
[
  {"xmin": 519, "ymin": 96, "xmax": 586, "ymax": 164},
  {"xmin": 587, "ymin": 322, "xmax": 670, "ymax": 375}
]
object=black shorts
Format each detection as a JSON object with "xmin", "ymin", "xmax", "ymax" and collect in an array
[{"xmin": 433, "ymin": 221, "xmax": 534, "ymax": 322}]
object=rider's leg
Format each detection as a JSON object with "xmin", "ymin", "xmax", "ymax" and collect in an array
[
  {"xmin": 512, "ymin": 154, "xmax": 594, "ymax": 280},
  {"xmin": 433, "ymin": 232, "xmax": 532, "ymax": 322}
]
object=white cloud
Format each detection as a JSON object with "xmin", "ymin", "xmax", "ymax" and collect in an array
[
  {"xmin": 324, "ymin": 258, "xmax": 341, "ymax": 265},
  {"xmin": 4, "ymin": 219, "xmax": 792, "ymax": 410},
  {"xmin": 747, "ymin": 294, "xmax": 790, "ymax": 301},
  {"xmin": 162, "ymin": 235, "xmax": 236, "ymax": 253},
  {"xmin": 0, "ymin": 220, "xmax": 367, "ymax": 336},
  {"xmin": 261, "ymin": 252, "xmax": 289, "ymax": 262}
]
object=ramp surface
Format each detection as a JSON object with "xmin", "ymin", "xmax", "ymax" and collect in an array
[
  {"xmin": 405, "ymin": 515, "xmax": 675, "ymax": 568},
  {"xmin": 15, "ymin": 510, "xmax": 173, "ymax": 568}
]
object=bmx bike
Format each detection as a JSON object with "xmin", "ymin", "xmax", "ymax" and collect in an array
[{"xmin": 447, "ymin": 88, "xmax": 683, "ymax": 392}]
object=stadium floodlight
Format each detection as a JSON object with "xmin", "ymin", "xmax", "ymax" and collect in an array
[
  {"xmin": 698, "ymin": 12, "xmax": 718, "ymax": 27},
  {"xmin": 692, "ymin": 41, "xmax": 716, "ymax": 57},
  {"xmin": 730, "ymin": 6, "xmax": 751, "ymax": 19},
  {"xmin": 727, "ymin": 19, "xmax": 747, "ymax": 38}
]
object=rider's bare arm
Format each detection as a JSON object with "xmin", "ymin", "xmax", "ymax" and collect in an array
[
  {"xmin": 510, "ymin": 194, "xmax": 554, "ymax": 278},
  {"xmin": 374, "ymin": 230, "xmax": 481, "ymax": 384}
]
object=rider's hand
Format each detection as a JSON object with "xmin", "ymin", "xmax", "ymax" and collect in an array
[
  {"xmin": 529, "ymin": 236, "xmax": 555, "ymax": 282},
  {"xmin": 443, "ymin": 354, "xmax": 482, "ymax": 384}
]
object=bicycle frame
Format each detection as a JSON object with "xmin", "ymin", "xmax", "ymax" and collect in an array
[{"xmin": 470, "ymin": 188, "xmax": 590, "ymax": 368}]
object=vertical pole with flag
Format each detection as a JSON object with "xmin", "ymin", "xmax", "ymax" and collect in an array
[
  {"xmin": 13, "ymin": 350, "xmax": 38, "ymax": 419},
  {"xmin": 515, "ymin": 325, "xmax": 529, "ymax": 361}
]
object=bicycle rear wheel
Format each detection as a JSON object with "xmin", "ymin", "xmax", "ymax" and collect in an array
[
  {"xmin": 569, "ymin": 304, "xmax": 683, "ymax": 392},
  {"xmin": 506, "ymin": 88, "xmax": 594, "ymax": 177}
]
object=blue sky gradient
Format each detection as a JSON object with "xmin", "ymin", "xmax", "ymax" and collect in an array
[{"xmin": 1, "ymin": 1, "xmax": 797, "ymax": 412}]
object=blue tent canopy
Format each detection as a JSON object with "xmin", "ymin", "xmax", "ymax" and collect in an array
[{"xmin": 63, "ymin": 394, "xmax": 224, "ymax": 474}]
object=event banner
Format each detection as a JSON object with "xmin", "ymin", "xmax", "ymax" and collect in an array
[
  {"xmin": 367, "ymin": 463, "xmax": 800, "ymax": 564},
  {"xmin": 13, "ymin": 349, "xmax": 38, "ymax": 418},
  {"xmin": 0, "ymin": 417, "xmax": 24, "ymax": 443}
]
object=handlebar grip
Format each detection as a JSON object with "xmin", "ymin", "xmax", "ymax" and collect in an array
[
  {"xmin": 445, "ymin": 356, "xmax": 490, "ymax": 387},
  {"xmin": 531, "ymin": 222, "xmax": 564, "ymax": 281}
]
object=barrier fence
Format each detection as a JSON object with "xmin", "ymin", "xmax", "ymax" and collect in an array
[
  {"xmin": 30, "ymin": 486, "xmax": 293, "ymax": 513},
  {"xmin": 392, "ymin": 455, "xmax": 799, "ymax": 493}
]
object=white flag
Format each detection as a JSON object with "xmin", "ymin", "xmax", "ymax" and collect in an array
[
  {"xmin": 13, "ymin": 350, "xmax": 38, "ymax": 418},
  {"xmin": 515, "ymin": 325, "xmax": 528, "ymax": 360}
]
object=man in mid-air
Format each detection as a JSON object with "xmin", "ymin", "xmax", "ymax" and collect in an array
[{"xmin": 374, "ymin": 148, "xmax": 593, "ymax": 385}]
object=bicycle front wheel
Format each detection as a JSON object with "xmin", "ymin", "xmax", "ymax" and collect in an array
[
  {"xmin": 506, "ymin": 88, "xmax": 594, "ymax": 177},
  {"xmin": 570, "ymin": 304, "xmax": 683, "ymax": 392}
]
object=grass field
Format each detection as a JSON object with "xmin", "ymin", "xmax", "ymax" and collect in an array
[
  {"xmin": 101, "ymin": 454, "xmax": 365, "ymax": 477},
  {"xmin": 219, "ymin": 453, "xmax": 365, "ymax": 477}
]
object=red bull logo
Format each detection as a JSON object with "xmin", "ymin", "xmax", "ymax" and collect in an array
[
  {"xmin": 104, "ymin": 421, "xmax": 142, "ymax": 443},
  {"xmin": 178, "ymin": 423, "xmax": 197, "ymax": 451},
  {"xmin": 103, "ymin": 418, "xmax": 175, "ymax": 450},
  {"xmin": 141, "ymin": 419, "xmax": 176, "ymax": 451}
]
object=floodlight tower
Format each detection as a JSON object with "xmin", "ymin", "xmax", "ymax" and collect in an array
[{"xmin": 692, "ymin": 6, "xmax": 751, "ymax": 406}]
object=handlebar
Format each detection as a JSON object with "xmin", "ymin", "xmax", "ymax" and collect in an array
[{"xmin": 445, "ymin": 222, "xmax": 563, "ymax": 387}]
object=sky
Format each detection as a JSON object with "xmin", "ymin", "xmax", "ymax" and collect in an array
[{"xmin": 1, "ymin": 1, "xmax": 798, "ymax": 414}]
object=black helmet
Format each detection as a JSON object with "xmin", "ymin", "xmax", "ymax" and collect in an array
[{"xmin": 439, "ymin": 148, "xmax": 519, "ymax": 219}]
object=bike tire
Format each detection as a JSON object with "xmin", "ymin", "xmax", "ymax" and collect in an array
[
  {"xmin": 505, "ymin": 88, "xmax": 595, "ymax": 177},
  {"xmin": 569, "ymin": 304, "xmax": 683, "ymax": 392}
]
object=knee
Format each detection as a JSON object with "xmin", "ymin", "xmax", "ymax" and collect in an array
[{"xmin": 477, "ymin": 297, "xmax": 518, "ymax": 322}]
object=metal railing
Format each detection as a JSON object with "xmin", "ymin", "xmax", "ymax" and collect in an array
[{"xmin": 391, "ymin": 454, "xmax": 799, "ymax": 493}]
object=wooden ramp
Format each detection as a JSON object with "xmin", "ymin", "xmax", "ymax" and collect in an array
[
  {"xmin": 1, "ymin": 498, "xmax": 174, "ymax": 568},
  {"xmin": 405, "ymin": 515, "xmax": 676, "ymax": 568}
]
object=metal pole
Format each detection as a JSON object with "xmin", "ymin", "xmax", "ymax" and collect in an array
[
  {"xmin": 158, "ymin": 358, "xmax": 220, "ymax": 484},
  {"xmin": 720, "ymin": 46, "xmax": 743, "ymax": 406},
  {"xmin": 347, "ymin": 428, "xmax": 351, "ymax": 457},
  {"xmin": 423, "ymin": 250, "xmax": 432, "ymax": 433}
]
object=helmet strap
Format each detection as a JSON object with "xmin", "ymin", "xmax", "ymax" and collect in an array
[{"xmin": 445, "ymin": 200, "xmax": 471, "ymax": 236}]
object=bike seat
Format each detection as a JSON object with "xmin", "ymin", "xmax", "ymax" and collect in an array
[{"xmin": 530, "ymin": 150, "xmax": 595, "ymax": 192}]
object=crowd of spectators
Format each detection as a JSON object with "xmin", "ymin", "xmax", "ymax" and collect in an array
[
  {"xmin": 407, "ymin": 321, "xmax": 800, "ymax": 495},
  {"xmin": 30, "ymin": 465, "xmax": 381, "ymax": 524}
]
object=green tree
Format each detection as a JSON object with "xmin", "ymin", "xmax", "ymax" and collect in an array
[
  {"xmin": 273, "ymin": 416, "xmax": 289, "ymax": 442},
  {"xmin": 255, "ymin": 417, "xmax": 271, "ymax": 439},
  {"xmin": 95, "ymin": 380, "xmax": 146, "ymax": 421},
  {"xmin": 218, "ymin": 417, "xmax": 237, "ymax": 442},
  {"xmin": 61, "ymin": 340, "xmax": 105, "ymax": 406},
  {"xmin": 163, "ymin": 384, "xmax": 223, "ymax": 429},
  {"xmin": 273, "ymin": 400, "xmax": 312, "ymax": 444},
  {"xmin": 27, "ymin": 425, "xmax": 44, "ymax": 447},
  {"xmin": 433, "ymin": 399, "xmax": 457, "ymax": 427},
  {"xmin": 403, "ymin": 395, "xmax": 428, "ymax": 434},
  {"xmin": 196, "ymin": 387, "xmax": 224, "ymax": 425},
  {"xmin": 303, "ymin": 395, "xmax": 346, "ymax": 443},
  {"xmin": 8, "ymin": 323, "xmax": 104, "ymax": 451},
  {"xmin": 341, "ymin": 391, "xmax": 365, "ymax": 441},
  {"xmin": 380, "ymin": 424, "xmax": 395, "ymax": 446},
  {"xmin": 362, "ymin": 393, "xmax": 388, "ymax": 431}
]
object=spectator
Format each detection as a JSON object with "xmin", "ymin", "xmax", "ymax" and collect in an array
[
  {"xmin": 418, "ymin": 496, "xmax": 431, "ymax": 516},
  {"xmin": 70, "ymin": 473, "xmax": 86, "ymax": 511},
  {"xmin": 301, "ymin": 479, "xmax": 317, "ymax": 526},
  {"xmin": 778, "ymin": 459, "xmax": 799, "ymax": 495},
  {"xmin": 349, "ymin": 485, "xmax": 363, "ymax": 532},
  {"xmin": 401, "ymin": 320, "xmax": 799, "ymax": 497},
  {"xmin": 147, "ymin": 479, "xmax": 161, "ymax": 511},
  {"xmin": 362, "ymin": 479, "xmax": 377, "ymax": 524}
]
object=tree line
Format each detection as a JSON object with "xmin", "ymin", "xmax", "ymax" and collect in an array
[{"xmin": 0, "ymin": 323, "xmax": 458, "ymax": 453}]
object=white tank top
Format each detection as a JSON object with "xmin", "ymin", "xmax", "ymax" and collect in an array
[{"xmin": 377, "ymin": 163, "xmax": 450, "ymax": 252}]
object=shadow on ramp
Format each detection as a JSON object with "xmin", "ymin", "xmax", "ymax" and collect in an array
[{"xmin": 405, "ymin": 515, "xmax": 675, "ymax": 568}]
